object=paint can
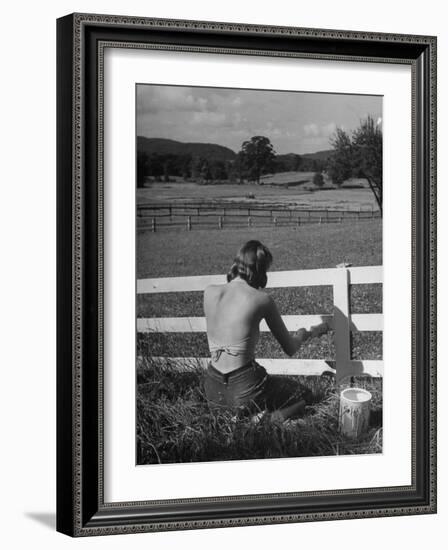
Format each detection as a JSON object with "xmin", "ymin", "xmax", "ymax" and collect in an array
[{"xmin": 338, "ymin": 387, "xmax": 372, "ymax": 439}]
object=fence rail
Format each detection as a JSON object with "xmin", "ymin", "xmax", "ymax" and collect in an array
[
  {"xmin": 137, "ymin": 202, "xmax": 380, "ymax": 232},
  {"xmin": 137, "ymin": 265, "xmax": 383, "ymax": 381}
]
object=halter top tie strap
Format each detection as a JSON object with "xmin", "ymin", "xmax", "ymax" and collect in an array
[{"xmin": 207, "ymin": 335, "xmax": 256, "ymax": 364}]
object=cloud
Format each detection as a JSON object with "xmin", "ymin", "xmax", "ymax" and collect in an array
[
  {"xmin": 303, "ymin": 123, "xmax": 319, "ymax": 137},
  {"xmin": 191, "ymin": 111, "xmax": 227, "ymax": 126},
  {"xmin": 137, "ymin": 86, "xmax": 212, "ymax": 114},
  {"xmin": 303, "ymin": 122, "xmax": 336, "ymax": 138},
  {"xmin": 322, "ymin": 122, "xmax": 337, "ymax": 136}
]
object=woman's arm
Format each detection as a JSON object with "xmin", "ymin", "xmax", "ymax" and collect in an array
[
  {"xmin": 263, "ymin": 295, "xmax": 304, "ymax": 356},
  {"xmin": 263, "ymin": 295, "xmax": 328, "ymax": 356}
]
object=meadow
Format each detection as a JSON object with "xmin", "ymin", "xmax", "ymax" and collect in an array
[
  {"xmin": 136, "ymin": 217, "xmax": 382, "ymax": 464},
  {"xmin": 137, "ymin": 174, "xmax": 379, "ymax": 211}
]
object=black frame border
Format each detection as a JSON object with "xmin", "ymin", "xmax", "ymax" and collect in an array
[{"xmin": 56, "ymin": 13, "xmax": 437, "ymax": 537}]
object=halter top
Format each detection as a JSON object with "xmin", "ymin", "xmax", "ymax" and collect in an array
[{"xmin": 207, "ymin": 330, "xmax": 259, "ymax": 368}]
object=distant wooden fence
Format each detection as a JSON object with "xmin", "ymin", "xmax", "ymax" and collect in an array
[
  {"xmin": 137, "ymin": 202, "xmax": 380, "ymax": 231},
  {"xmin": 137, "ymin": 265, "xmax": 383, "ymax": 382}
]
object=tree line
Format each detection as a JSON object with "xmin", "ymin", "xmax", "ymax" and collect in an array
[
  {"xmin": 137, "ymin": 136, "xmax": 327, "ymax": 186},
  {"xmin": 137, "ymin": 115, "xmax": 382, "ymax": 212}
]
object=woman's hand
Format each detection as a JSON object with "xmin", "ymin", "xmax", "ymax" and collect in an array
[
  {"xmin": 309, "ymin": 320, "xmax": 330, "ymax": 338},
  {"xmin": 295, "ymin": 327, "xmax": 309, "ymax": 344}
]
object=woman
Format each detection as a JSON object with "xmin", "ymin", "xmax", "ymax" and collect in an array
[{"xmin": 203, "ymin": 240, "xmax": 328, "ymax": 422}]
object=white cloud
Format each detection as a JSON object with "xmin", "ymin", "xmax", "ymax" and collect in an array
[
  {"xmin": 322, "ymin": 122, "xmax": 337, "ymax": 137},
  {"xmin": 137, "ymin": 86, "xmax": 211, "ymax": 114},
  {"xmin": 303, "ymin": 122, "xmax": 336, "ymax": 138},
  {"xmin": 191, "ymin": 111, "xmax": 227, "ymax": 126},
  {"xmin": 303, "ymin": 123, "xmax": 320, "ymax": 137}
]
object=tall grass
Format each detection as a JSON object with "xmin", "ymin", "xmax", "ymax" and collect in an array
[{"xmin": 136, "ymin": 358, "xmax": 382, "ymax": 465}]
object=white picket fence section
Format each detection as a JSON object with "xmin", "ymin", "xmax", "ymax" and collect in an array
[{"xmin": 137, "ymin": 266, "xmax": 383, "ymax": 382}]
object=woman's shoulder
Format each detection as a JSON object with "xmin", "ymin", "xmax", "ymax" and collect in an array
[
  {"xmin": 241, "ymin": 285, "xmax": 272, "ymax": 310},
  {"xmin": 204, "ymin": 282, "xmax": 225, "ymax": 293},
  {"xmin": 204, "ymin": 282, "xmax": 226, "ymax": 300},
  {"xmin": 255, "ymin": 288, "xmax": 273, "ymax": 307}
]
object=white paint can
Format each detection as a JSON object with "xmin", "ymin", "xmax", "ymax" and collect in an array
[{"xmin": 338, "ymin": 387, "xmax": 372, "ymax": 439}]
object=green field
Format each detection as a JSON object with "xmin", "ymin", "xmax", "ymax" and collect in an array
[
  {"xmin": 137, "ymin": 218, "xmax": 382, "ymax": 278},
  {"xmin": 137, "ymin": 175, "xmax": 378, "ymax": 211}
]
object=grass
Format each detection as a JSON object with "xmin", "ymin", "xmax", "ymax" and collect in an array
[
  {"xmin": 137, "ymin": 175, "xmax": 378, "ymax": 210},
  {"xmin": 136, "ymin": 219, "xmax": 383, "ymax": 463},
  {"xmin": 137, "ymin": 358, "xmax": 382, "ymax": 465},
  {"xmin": 137, "ymin": 219, "xmax": 382, "ymax": 278}
]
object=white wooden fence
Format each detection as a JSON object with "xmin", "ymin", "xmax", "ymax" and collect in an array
[{"xmin": 137, "ymin": 266, "xmax": 383, "ymax": 382}]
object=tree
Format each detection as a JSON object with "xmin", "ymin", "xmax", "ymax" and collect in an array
[
  {"xmin": 239, "ymin": 136, "xmax": 276, "ymax": 185},
  {"xmin": 313, "ymin": 171, "xmax": 325, "ymax": 188},
  {"xmin": 163, "ymin": 161, "xmax": 170, "ymax": 183},
  {"xmin": 199, "ymin": 159, "xmax": 212, "ymax": 184},
  {"xmin": 190, "ymin": 156, "xmax": 203, "ymax": 182},
  {"xmin": 352, "ymin": 116, "xmax": 383, "ymax": 215},
  {"xmin": 234, "ymin": 151, "xmax": 246, "ymax": 184},
  {"xmin": 327, "ymin": 128, "xmax": 353, "ymax": 187},
  {"xmin": 181, "ymin": 155, "xmax": 192, "ymax": 180},
  {"xmin": 210, "ymin": 160, "xmax": 227, "ymax": 182},
  {"xmin": 327, "ymin": 116, "xmax": 383, "ymax": 214},
  {"xmin": 137, "ymin": 151, "xmax": 149, "ymax": 188},
  {"xmin": 293, "ymin": 155, "xmax": 302, "ymax": 171}
]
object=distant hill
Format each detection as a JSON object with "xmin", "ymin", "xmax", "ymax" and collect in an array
[
  {"xmin": 276, "ymin": 150, "xmax": 332, "ymax": 162},
  {"xmin": 274, "ymin": 150, "xmax": 332, "ymax": 172},
  {"xmin": 137, "ymin": 137, "xmax": 236, "ymax": 162},
  {"xmin": 301, "ymin": 149, "xmax": 333, "ymax": 162},
  {"xmin": 275, "ymin": 153, "xmax": 300, "ymax": 163}
]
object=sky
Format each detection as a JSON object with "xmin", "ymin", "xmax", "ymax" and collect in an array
[{"xmin": 136, "ymin": 84, "xmax": 382, "ymax": 155}]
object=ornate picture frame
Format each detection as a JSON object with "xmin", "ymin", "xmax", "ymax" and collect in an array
[{"xmin": 56, "ymin": 13, "xmax": 437, "ymax": 536}]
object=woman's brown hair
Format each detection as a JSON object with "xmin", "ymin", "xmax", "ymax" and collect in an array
[{"xmin": 227, "ymin": 240, "xmax": 273, "ymax": 289}]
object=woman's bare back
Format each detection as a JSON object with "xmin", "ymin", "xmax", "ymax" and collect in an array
[{"xmin": 204, "ymin": 279, "xmax": 268, "ymax": 372}]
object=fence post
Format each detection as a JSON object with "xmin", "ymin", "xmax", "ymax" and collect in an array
[
  {"xmin": 273, "ymin": 217, "xmax": 277, "ymax": 227},
  {"xmin": 333, "ymin": 267, "xmax": 352, "ymax": 383},
  {"xmin": 248, "ymin": 216, "xmax": 252, "ymax": 228},
  {"xmin": 219, "ymin": 216, "xmax": 223, "ymax": 229},
  {"xmin": 187, "ymin": 216, "xmax": 191, "ymax": 231},
  {"xmin": 152, "ymin": 218, "xmax": 156, "ymax": 232}
]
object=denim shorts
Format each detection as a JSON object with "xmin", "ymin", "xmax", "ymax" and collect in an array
[{"xmin": 203, "ymin": 360, "xmax": 310, "ymax": 414}]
